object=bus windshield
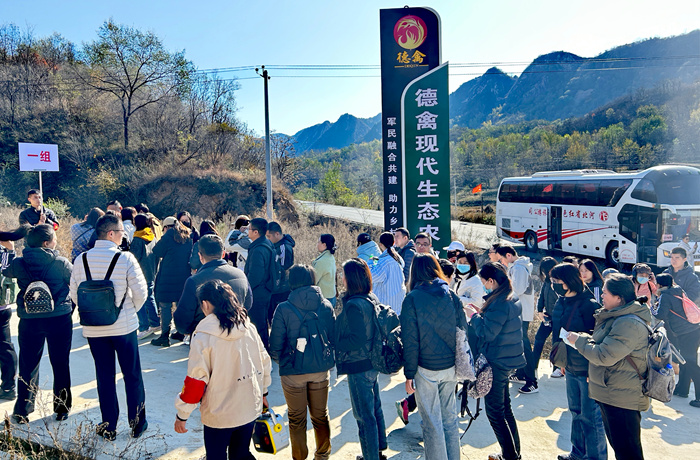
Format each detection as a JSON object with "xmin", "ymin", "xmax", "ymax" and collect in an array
[
  {"xmin": 662, "ymin": 210, "xmax": 700, "ymax": 243},
  {"xmin": 632, "ymin": 168, "xmax": 700, "ymax": 205}
]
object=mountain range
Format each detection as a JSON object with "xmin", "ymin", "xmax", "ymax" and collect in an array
[{"xmin": 291, "ymin": 30, "xmax": 700, "ymax": 152}]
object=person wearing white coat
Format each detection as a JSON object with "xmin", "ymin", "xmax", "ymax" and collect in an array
[
  {"xmin": 370, "ymin": 232, "xmax": 406, "ymax": 315},
  {"xmin": 452, "ymin": 252, "xmax": 485, "ymax": 309}
]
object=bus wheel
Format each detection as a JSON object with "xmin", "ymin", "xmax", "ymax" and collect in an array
[
  {"xmin": 524, "ymin": 231, "xmax": 538, "ymax": 253},
  {"xmin": 605, "ymin": 241, "xmax": 620, "ymax": 267}
]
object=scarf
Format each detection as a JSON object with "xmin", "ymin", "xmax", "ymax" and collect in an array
[{"xmin": 134, "ymin": 228, "xmax": 155, "ymax": 242}]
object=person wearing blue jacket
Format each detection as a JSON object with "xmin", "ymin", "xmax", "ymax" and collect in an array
[
  {"xmin": 370, "ymin": 232, "xmax": 406, "ymax": 314},
  {"xmin": 464, "ymin": 262, "xmax": 526, "ymax": 460},
  {"xmin": 356, "ymin": 233, "xmax": 381, "ymax": 264},
  {"xmin": 400, "ymin": 254, "xmax": 466, "ymax": 460}
]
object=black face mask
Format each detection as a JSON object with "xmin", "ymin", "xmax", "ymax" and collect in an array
[{"xmin": 552, "ymin": 283, "xmax": 568, "ymax": 297}]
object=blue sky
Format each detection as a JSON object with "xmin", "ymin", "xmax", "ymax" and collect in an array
[{"xmin": 3, "ymin": 0, "xmax": 699, "ymax": 135}]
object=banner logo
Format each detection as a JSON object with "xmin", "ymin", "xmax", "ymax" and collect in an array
[{"xmin": 393, "ymin": 16, "xmax": 427, "ymax": 50}]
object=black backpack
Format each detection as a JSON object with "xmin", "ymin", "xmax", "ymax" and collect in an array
[
  {"xmin": 288, "ymin": 303, "xmax": 334, "ymax": 373},
  {"xmin": 21, "ymin": 258, "xmax": 56, "ymax": 314},
  {"xmin": 77, "ymin": 253, "xmax": 127, "ymax": 326},
  {"xmin": 370, "ymin": 302, "xmax": 404, "ymax": 374}
]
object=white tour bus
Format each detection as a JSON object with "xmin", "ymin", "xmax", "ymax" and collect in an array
[{"xmin": 496, "ymin": 165, "xmax": 700, "ymax": 268}]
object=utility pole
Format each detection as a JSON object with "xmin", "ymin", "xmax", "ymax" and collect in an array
[
  {"xmin": 453, "ymin": 176, "xmax": 456, "ymax": 207},
  {"xmin": 256, "ymin": 66, "xmax": 273, "ymax": 220}
]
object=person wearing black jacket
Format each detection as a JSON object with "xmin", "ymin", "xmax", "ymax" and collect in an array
[
  {"xmin": 655, "ymin": 273, "xmax": 700, "ymax": 406},
  {"xmin": 130, "ymin": 213, "xmax": 160, "ymax": 339},
  {"xmin": 335, "ymin": 258, "xmax": 387, "ymax": 460},
  {"xmin": 150, "ymin": 218, "xmax": 193, "ymax": 347},
  {"xmin": 1, "ymin": 224, "xmax": 73, "ymax": 423},
  {"xmin": 269, "ymin": 264, "xmax": 335, "ymax": 460},
  {"xmin": 532, "ymin": 257, "xmax": 561, "ymax": 378},
  {"xmin": 464, "ymin": 262, "xmax": 525, "ymax": 460},
  {"xmin": 550, "ymin": 263, "xmax": 607, "ymax": 460},
  {"xmin": 664, "ymin": 247, "xmax": 700, "ymax": 304},
  {"xmin": 18, "ymin": 189, "xmax": 59, "ymax": 229},
  {"xmin": 244, "ymin": 218, "xmax": 275, "ymax": 349},
  {"xmin": 174, "ymin": 235, "xmax": 252, "ymax": 335},
  {"xmin": 267, "ymin": 221, "xmax": 296, "ymax": 326},
  {"xmin": 400, "ymin": 254, "xmax": 466, "ymax": 460},
  {"xmin": 394, "ymin": 227, "xmax": 416, "ymax": 282}
]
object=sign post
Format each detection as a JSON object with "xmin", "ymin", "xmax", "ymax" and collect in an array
[
  {"xmin": 380, "ymin": 7, "xmax": 450, "ymax": 246},
  {"xmin": 18, "ymin": 143, "xmax": 59, "ymax": 196}
]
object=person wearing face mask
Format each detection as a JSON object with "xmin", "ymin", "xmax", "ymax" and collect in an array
[
  {"xmin": 654, "ymin": 274, "xmax": 700, "ymax": 406},
  {"xmin": 632, "ymin": 263, "xmax": 657, "ymax": 308},
  {"xmin": 464, "ymin": 262, "xmax": 525, "ymax": 460},
  {"xmin": 452, "ymin": 251, "xmax": 484, "ymax": 309},
  {"xmin": 565, "ymin": 274, "xmax": 651, "ymax": 460},
  {"xmin": 550, "ymin": 263, "xmax": 607, "ymax": 460}
]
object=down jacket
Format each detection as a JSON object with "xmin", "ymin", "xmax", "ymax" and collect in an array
[
  {"xmin": 175, "ymin": 314, "xmax": 271, "ymax": 429},
  {"xmin": 468, "ymin": 292, "xmax": 526, "ymax": 371},
  {"xmin": 335, "ymin": 293, "xmax": 377, "ymax": 375},
  {"xmin": 269, "ymin": 285, "xmax": 335, "ymax": 376},
  {"xmin": 397, "ymin": 241, "xmax": 416, "ymax": 281},
  {"xmin": 551, "ymin": 290, "xmax": 599, "ymax": 376},
  {"xmin": 574, "ymin": 301, "xmax": 652, "ymax": 412},
  {"xmin": 152, "ymin": 228, "xmax": 193, "ymax": 303},
  {"xmin": 664, "ymin": 263, "xmax": 700, "ymax": 304},
  {"xmin": 400, "ymin": 278, "xmax": 467, "ymax": 380},
  {"xmin": 70, "ymin": 240, "xmax": 148, "ymax": 338},
  {"xmin": 3, "ymin": 247, "xmax": 72, "ymax": 319}
]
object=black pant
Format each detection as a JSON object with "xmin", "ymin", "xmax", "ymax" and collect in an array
[
  {"xmin": 598, "ymin": 401, "xmax": 643, "ymax": 460},
  {"xmin": 532, "ymin": 320, "xmax": 553, "ymax": 371},
  {"xmin": 87, "ymin": 331, "xmax": 146, "ymax": 431},
  {"xmin": 484, "ymin": 365, "xmax": 521, "ymax": 460},
  {"xmin": 203, "ymin": 421, "xmax": 256, "ymax": 460},
  {"xmin": 14, "ymin": 314, "xmax": 72, "ymax": 416},
  {"xmin": 0, "ymin": 308, "xmax": 17, "ymax": 391},
  {"xmin": 675, "ymin": 328, "xmax": 700, "ymax": 399},
  {"xmin": 268, "ymin": 291, "xmax": 290, "ymax": 327},
  {"xmin": 249, "ymin": 298, "xmax": 270, "ymax": 349},
  {"xmin": 516, "ymin": 321, "xmax": 537, "ymax": 386}
]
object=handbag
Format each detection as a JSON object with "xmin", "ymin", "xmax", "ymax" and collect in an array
[
  {"xmin": 549, "ymin": 300, "xmax": 580, "ymax": 368},
  {"xmin": 252, "ymin": 408, "xmax": 289, "ymax": 454},
  {"xmin": 454, "ymin": 295, "xmax": 476, "ymax": 381}
]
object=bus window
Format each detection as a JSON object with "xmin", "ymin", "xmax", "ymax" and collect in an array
[
  {"xmin": 498, "ymin": 182, "xmax": 518, "ymax": 202},
  {"xmin": 599, "ymin": 179, "xmax": 632, "ymax": 206},
  {"xmin": 555, "ymin": 182, "xmax": 577, "ymax": 205},
  {"xmin": 538, "ymin": 182, "xmax": 554, "ymax": 204},
  {"xmin": 631, "ymin": 179, "xmax": 657, "ymax": 203},
  {"xmin": 518, "ymin": 182, "xmax": 535, "ymax": 201},
  {"xmin": 575, "ymin": 181, "xmax": 599, "ymax": 206}
]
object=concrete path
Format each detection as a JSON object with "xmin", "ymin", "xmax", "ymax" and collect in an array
[
  {"xmin": 297, "ymin": 201, "xmax": 502, "ymax": 250},
  {"xmin": 1, "ymin": 307, "xmax": 698, "ymax": 459}
]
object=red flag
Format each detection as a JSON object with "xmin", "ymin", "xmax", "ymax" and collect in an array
[
  {"xmin": 543, "ymin": 184, "xmax": 553, "ymax": 193},
  {"xmin": 471, "ymin": 184, "xmax": 482, "ymax": 194}
]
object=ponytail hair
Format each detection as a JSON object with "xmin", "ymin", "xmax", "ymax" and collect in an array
[
  {"xmin": 379, "ymin": 232, "xmax": 401, "ymax": 264},
  {"xmin": 320, "ymin": 234, "xmax": 337, "ymax": 255},
  {"xmin": 195, "ymin": 279, "xmax": 248, "ymax": 335},
  {"xmin": 478, "ymin": 262, "xmax": 512, "ymax": 310}
]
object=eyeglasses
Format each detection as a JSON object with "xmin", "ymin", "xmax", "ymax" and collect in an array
[
  {"xmin": 416, "ymin": 242, "xmax": 431, "ymax": 248},
  {"xmin": 110, "ymin": 228, "xmax": 125, "ymax": 234}
]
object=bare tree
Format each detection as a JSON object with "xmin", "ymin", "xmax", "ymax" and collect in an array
[
  {"xmin": 78, "ymin": 20, "xmax": 192, "ymax": 149},
  {"xmin": 270, "ymin": 133, "xmax": 299, "ymax": 183}
]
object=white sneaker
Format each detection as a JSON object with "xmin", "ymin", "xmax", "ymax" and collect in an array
[
  {"xmin": 137, "ymin": 326, "xmax": 159, "ymax": 340},
  {"xmin": 183, "ymin": 334, "xmax": 191, "ymax": 346},
  {"xmin": 551, "ymin": 368, "xmax": 564, "ymax": 378}
]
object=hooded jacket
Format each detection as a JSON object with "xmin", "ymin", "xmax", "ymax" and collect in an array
[
  {"xmin": 574, "ymin": 301, "xmax": 652, "ymax": 412},
  {"xmin": 357, "ymin": 241, "xmax": 381, "ymax": 264},
  {"xmin": 370, "ymin": 251, "xmax": 406, "ymax": 314},
  {"xmin": 397, "ymin": 240, "xmax": 416, "ymax": 281},
  {"xmin": 551, "ymin": 290, "xmax": 599, "ymax": 376},
  {"xmin": 655, "ymin": 285, "xmax": 700, "ymax": 338},
  {"xmin": 175, "ymin": 314, "xmax": 271, "ymax": 429},
  {"xmin": 508, "ymin": 256, "xmax": 535, "ymax": 322},
  {"xmin": 273, "ymin": 234, "xmax": 296, "ymax": 294},
  {"xmin": 269, "ymin": 285, "xmax": 335, "ymax": 376},
  {"xmin": 130, "ymin": 229, "xmax": 157, "ymax": 283},
  {"xmin": 664, "ymin": 263, "xmax": 700, "ymax": 304},
  {"xmin": 3, "ymin": 247, "xmax": 72, "ymax": 319},
  {"xmin": 174, "ymin": 259, "xmax": 253, "ymax": 335},
  {"xmin": 469, "ymin": 292, "xmax": 526, "ymax": 371},
  {"xmin": 400, "ymin": 278, "xmax": 466, "ymax": 379},
  {"xmin": 225, "ymin": 229, "xmax": 251, "ymax": 271},
  {"xmin": 335, "ymin": 293, "xmax": 377, "ymax": 375}
]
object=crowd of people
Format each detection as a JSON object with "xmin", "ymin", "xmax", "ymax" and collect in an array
[{"xmin": 0, "ymin": 188, "xmax": 699, "ymax": 460}]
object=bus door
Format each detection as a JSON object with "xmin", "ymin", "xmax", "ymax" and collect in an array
[
  {"xmin": 637, "ymin": 208, "xmax": 660, "ymax": 265},
  {"xmin": 549, "ymin": 206, "xmax": 563, "ymax": 250}
]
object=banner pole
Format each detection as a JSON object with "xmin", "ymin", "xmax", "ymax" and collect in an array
[{"xmin": 39, "ymin": 171, "xmax": 43, "ymax": 197}]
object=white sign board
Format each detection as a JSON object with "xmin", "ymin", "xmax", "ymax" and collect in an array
[{"xmin": 18, "ymin": 143, "xmax": 59, "ymax": 172}]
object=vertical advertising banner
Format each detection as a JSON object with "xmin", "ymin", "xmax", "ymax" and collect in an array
[
  {"xmin": 402, "ymin": 63, "xmax": 451, "ymax": 245},
  {"xmin": 380, "ymin": 7, "xmax": 441, "ymax": 232}
]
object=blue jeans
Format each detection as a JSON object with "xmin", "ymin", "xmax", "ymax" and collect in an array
[
  {"xmin": 414, "ymin": 366, "xmax": 460, "ymax": 460},
  {"xmin": 137, "ymin": 282, "xmax": 159, "ymax": 331},
  {"xmin": 347, "ymin": 369, "xmax": 387, "ymax": 460},
  {"xmin": 565, "ymin": 372, "xmax": 607, "ymax": 460}
]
